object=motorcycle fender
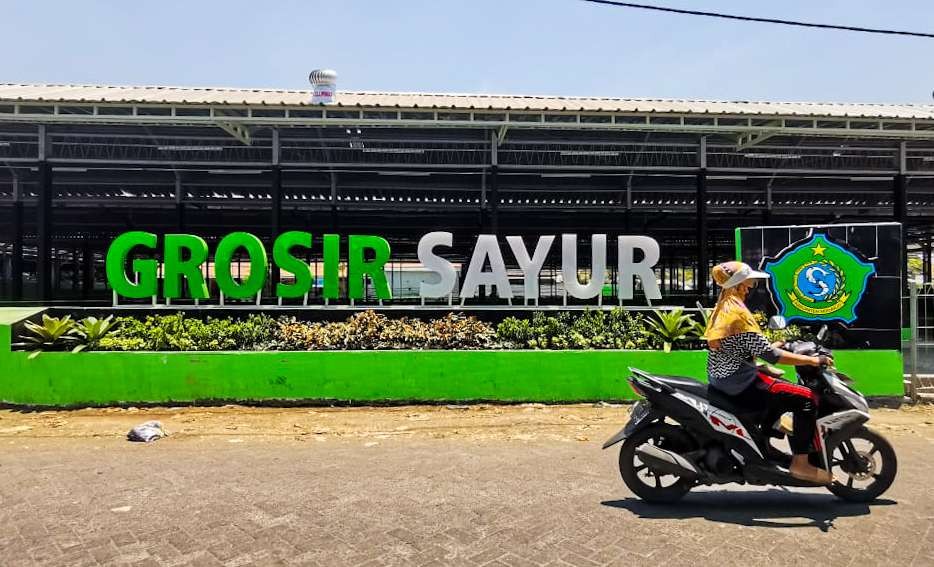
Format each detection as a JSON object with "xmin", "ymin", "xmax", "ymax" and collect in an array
[
  {"xmin": 602, "ymin": 427, "xmax": 629, "ymax": 450},
  {"xmin": 602, "ymin": 402, "xmax": 658, "ymax": 449},
  {"xmin": 822, "ymin": 411, "xmax": 871, "ymax": 449},
  {"xmin": 817, "ymin": 410, "xmax": 871, "ymax": 468}
]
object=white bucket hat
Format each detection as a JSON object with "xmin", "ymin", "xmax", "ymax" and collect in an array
[{"xmin": 712, "ymin": 261, "xmax": 770, "ymax": 289}]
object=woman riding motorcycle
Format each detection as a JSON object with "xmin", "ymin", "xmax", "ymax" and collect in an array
[{"xmin": 704, "ymin": 261, "xmax": 834, "ymax": 485}]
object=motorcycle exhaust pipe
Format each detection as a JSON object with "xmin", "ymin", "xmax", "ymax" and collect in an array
[{"xmin": 635, "ymin": 443, "xmax": 700, "ymax": 480}]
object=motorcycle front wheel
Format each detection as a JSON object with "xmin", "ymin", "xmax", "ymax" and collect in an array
[
  {"xmin": 826, "ymin": 426, "xmax": 897, "ymax": 503},
  {"xmin": 619, "ymin": 423, "xmax": 696, "ymax": 503}
]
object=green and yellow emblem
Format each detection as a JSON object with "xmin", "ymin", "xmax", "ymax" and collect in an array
[{"xmin": 762, "ymin": 233, "xmax": 875, "ymax": 323}]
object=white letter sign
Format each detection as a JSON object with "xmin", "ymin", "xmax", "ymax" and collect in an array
[{"xmin": 618, "ymin": 235, "xmax": 661, "ymax": 300}]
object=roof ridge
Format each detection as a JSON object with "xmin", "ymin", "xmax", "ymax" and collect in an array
[
  {"xmin": 0, "ymin": 82, "xmax": 931, "ymax": 108},
  {"xmin": 0, "ymin": 82, "xmax": 313, "ymax": 95}
]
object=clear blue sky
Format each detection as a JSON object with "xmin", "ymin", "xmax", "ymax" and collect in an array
[{"xmin": 2, "ymin": 0, "xmax": 932, "ymax": 103}]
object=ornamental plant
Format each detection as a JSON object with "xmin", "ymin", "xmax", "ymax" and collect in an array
[
  {"xmin": 753, "ymin": 311, "xmax": 809, "ymax": 344},
  {"xmin": 15, "ymin": 308, "xmax": 756, "ymax": 354},
  {"xmin": 495, "ymin": 308, "xmax": 654, "ymax": 350},
  {"xmin": 20, "ymin": 314, "xmax": 79, "ymax": 358},
  {"xmin": 689, "ymin": 306, "xmax": 713, "ymax": 340},
  {"xmin": 73, "ymin": 315, "xmax": 118, "ymax": 353},
  {"xmin": 98, "ymin": 313, "xmax": 276, "ymax": 352},
  {"xmin": 645, "ymin": 308, "xmax": 696, "ymax": 352},
  {"xmin": 274, "ymin": 311, "xmax": 497, "ymax": 351}
]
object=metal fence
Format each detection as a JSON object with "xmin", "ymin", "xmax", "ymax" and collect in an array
[{"xmin": 902, "ymin": 282, "xmax": 934, "ymax": 400}]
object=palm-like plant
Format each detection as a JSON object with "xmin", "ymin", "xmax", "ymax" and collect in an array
[
  {"xmin": 73, "ymin": 315, "xmax": 118, "ymax": 353},
  {"xmin": 689, "ymin": 302, "xmax": 713, "ymax": 339},
  {"xmin": 646, "ymin": 308, "xmax": 696, "ymax": 352},
  {"xmin": 21, "ymin": 314, "xmax": 78, "ymax": 358}
]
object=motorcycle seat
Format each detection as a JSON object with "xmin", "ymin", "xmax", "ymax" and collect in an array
[
  {"xmin": 707, "ymin": 388, "xmax": 765, "ymax": 419},
  {"xmin": 650, "ymin": 375, "xmax": 709, "ymax": 399},
  {"xmin": 648, "ymin": 373, "xmax": 766, "ymax": 424}
]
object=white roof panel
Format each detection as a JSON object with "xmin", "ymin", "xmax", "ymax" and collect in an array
[{"xmin": 2, "ymin": 83, "xmax": 934, "ymax": 120}]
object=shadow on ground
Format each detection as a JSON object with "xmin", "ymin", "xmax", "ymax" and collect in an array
[{"xmin": 603, "ymin": 490, "xmax": 896, "ymax": 532}]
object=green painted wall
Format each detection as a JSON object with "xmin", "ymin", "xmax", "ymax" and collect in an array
[
  {"xmin": 0, "ymin": 346, "xmax": 706, "ymax": 406},
  {"xmin": 0, "ymin": 315, "xmax": 904, "ymax": 407},
  {"xmin": 777, "ymin": 350, "xmax": 903, "ymax": 397}
]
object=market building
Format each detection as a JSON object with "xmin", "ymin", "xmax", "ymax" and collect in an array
[{"xmin": 1, "ymin": 81, "xmax": 933, "ymax": 306}]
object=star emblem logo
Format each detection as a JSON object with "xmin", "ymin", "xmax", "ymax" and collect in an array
[{"xmin": 762, "ymin": 233, "xmax": 875, "ymax": 324}]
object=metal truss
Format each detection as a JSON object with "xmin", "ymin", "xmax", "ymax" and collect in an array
[
  {"xmin": 5, "ymin": 103, "xmax": 934, "ymax": 144},
  {"xmin": 4, "ymin": 125, "xmax": 934, "ymax": 176}
]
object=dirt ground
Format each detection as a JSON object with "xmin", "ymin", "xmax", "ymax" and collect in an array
[{"xmin": 2, "ymin": 402, "xmax": 933, "ymax": 444}]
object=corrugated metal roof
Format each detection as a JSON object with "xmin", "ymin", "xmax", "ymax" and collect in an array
[{"xmin": 2, "ymin": 82, "xmax": 934, "ymax": 120}]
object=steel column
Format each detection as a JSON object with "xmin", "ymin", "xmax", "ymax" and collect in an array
[
  {"xmin": 489, "ymin": 130, "xmax": 499, "ymax": 236},
  {"xmin": 175, "ymin": 174, "xmax": 186, "ymax": 232},
  {"xmin": 81, "ymin": 236, "xmax": 93, "ymax": 299},
  {"xmin": 11, "ymin": 200, "xmax": 23, "ymax": 301},
  {"xmin": 762, "ymin": 181, "xmax": 773, "ymax": 225},
  {"xmin": 696, "ymin": 137, "xmax": 708, "ymax": 301},
  {"xmin": 895, "ymin": 142, "xmax": 908, "ymax": 291},
  {"xmin": 925, "ymin": 241, "xmax": 932, "ymax": 284},
  {"xmin": 329, "ymin": 173, "xmax": 338, "ymax": 232},
  {"xmin": 479, "ymin": 169, "xmax": 487, "ymax": 235},
  {"xmin": 36, "ymin": 161, "xmax": 53, "ymax": 301},
  {"xmin": 0, "ymin": 243, "xmax": 5, "ymax": 299},
  {"xmin": 489, "ymin": 165, "xmax": 499, "ymax": 236},
  {"xmin": 270, "ymin": 165, "xmax": 282, "ymax": 290},
  {"xmin": 71, "ymin": 247, "xmax": 80, "ymax": 291}
]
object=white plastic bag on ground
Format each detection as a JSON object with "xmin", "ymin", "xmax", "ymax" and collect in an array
[{"xmin": 127, "ymin": 420, "xmax": 167, "ymax": 443}]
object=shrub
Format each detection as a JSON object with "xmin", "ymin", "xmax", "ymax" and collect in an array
[
  {"xmin": 97, "ymin": 313, "xmax": 276, "ymax": 352},
  {"xmin": 23, "ymin": 308, "xmax": 803, "ymax": 354},
  {"xmin": 496, "ymin": 316, "xmax": 533, "ymax": 347},
  {"xmin": 426, "ymin": 312, "xmax": 497, "ymax": 349},
  {"xmin": 97, "ymin": 336, "xmax": 146, "ymax": 351},
  {"xmin": 495, "ymin": 308, "xmax": 653, "ymax": 350},
  {"xmin": 753, "ymin": 311, "xmax": 809, "ymax": 344},
  {"xmin": 274, "ymin": 311, "xmax": 496, "ymax": 351}
]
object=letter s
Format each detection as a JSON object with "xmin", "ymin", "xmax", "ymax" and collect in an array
[{"xmin": 418, "ymin": 231, "xmax": 457, "ymax": 298}]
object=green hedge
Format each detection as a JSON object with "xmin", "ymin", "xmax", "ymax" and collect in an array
[{"xmin": 16, "ymin": 308, "xmax": 700, "ymax": 353}]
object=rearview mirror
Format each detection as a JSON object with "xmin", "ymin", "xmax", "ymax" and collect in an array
[
  {"xmin": 768, "ymin": 315, "xmax": 787, "ymax": 330},
  {"xmin": 817, "ymin": 325, "xmax": 828, "ymax": 342}
]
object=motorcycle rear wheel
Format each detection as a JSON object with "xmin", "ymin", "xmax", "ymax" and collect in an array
[
  {"xmin": 619, "ymin": 423, "xmax": 696, "ymax": 503},
  {"xmin": 826, "ymin": 426, "xmax": 897, "ymax": 503}
]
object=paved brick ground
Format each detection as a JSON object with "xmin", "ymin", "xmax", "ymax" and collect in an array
[{"xmin": 1, "ymin": 419, "xmax": 933, "ymax": 566}]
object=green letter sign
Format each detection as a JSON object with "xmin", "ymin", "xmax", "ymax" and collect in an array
[
  {"xmin": 348, "ymin": 235, "xmax": 392, "ymax": 300},
  {"xmin": 105, "ymin": 231, "xmax": 158, "ymax": 298},
  {"xmin": 164, "ymin": 234, "xmax": 210, "ymax": 300},
  {"xmin": 322, "ymin": 234, "xmax": 340, "ymax": 300},
  {"xmin": 215, "ymin": 232, "xmax": 268, "ymax": 299},
  {"xmin": 273, "ymin": 231, "xmax": 313, "ymax": 299}
]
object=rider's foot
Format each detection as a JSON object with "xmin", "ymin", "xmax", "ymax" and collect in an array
[
  {"xmin": 789, "ymin": 456, "xmax": 833, "ymax": 485},
  {"xmin": 777, "ymin": 414, "xmax": 794, "ymax": 437}
]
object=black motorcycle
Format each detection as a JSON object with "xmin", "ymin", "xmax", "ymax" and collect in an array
[{"xmin": 603, "ymin": 317, "xmax": 897, "ymax": 503}]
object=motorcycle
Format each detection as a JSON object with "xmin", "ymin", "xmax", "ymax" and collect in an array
[{"xmin": 603, "ymin": 316, "xmax": 897, "ymax": 503}]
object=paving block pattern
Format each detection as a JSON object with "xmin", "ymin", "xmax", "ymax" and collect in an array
[{"xmin": 0, "ymin": 432, "xmax": 932, "ymax": 566}]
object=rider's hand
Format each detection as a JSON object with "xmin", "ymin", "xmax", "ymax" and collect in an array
[
  {"xmin": 814, "ymin": 355, "xmax": 834, "ymax": 367},
  {"xmin": 770, "ymin": 340, "xmax": 785, "ymax": 349}
]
